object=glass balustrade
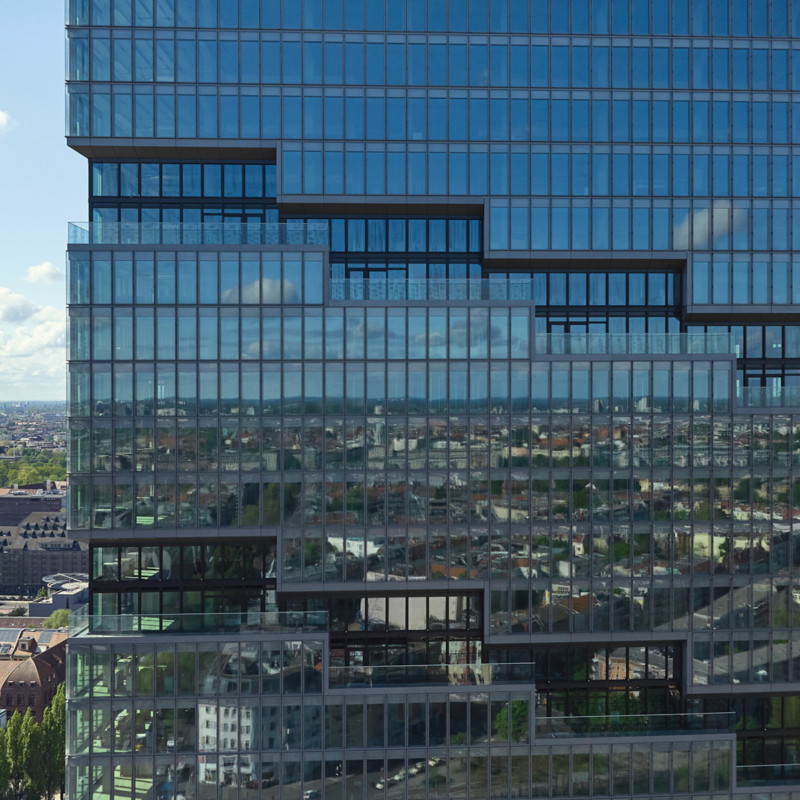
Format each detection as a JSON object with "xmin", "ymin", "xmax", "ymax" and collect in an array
[
  {"xmin": 68, "ymin": 221, "xmax": 330, "ymax": 246},
  {"xmin": 69, "ymin": 606, "xmax": 328, "ymax": 636}
]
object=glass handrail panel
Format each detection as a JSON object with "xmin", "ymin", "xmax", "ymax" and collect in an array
[
  {"xmin": 68, "ymin": 222, "xmax": 330, "ymax": 246},
  {"xmin": 327, "ymin": 662, "xmax": 537, "ymax": 687},
  {"xmin": 69, "ymin": 610, "xmax": 330, "ymax": 636},
  {"xmin": 536, "ymin": 711, "xmax": 735, "ymax": 738},
  {"xmin": 737, "ymin": 386, "xmax": 800, "ymax": 408},
  {"xmin": 737, "ymin": 763, "xmax": 800, "ymax": 786},
  {"xmin": 532, "ymin": 333, "xmax": 736, "ymax": 355}
]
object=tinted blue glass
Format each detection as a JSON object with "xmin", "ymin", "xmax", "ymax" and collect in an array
[
  {"xmin": 323, "ymin": 0, "xmax": 342, "ymax": 26},
  {"xmin": 712, "ymin": 101, "xmax": 729, "ymax": 142},
  {"xmin": 592, "ymin": 0, "xmax": 609, "ymax": 32},
  {"xmin": 320, "ymin": 103, "xmax": 341, "ymax": 144},
  {"xmin": 612, "ymin": 100, "xmax": 628, "ymax": 140},
  {"xmin": 712, "ymin": 0, "xmax": 728, "ymax": 33},
  {"xmin": 558, "ymin": 0, "xmax": 582, "ymax": 31},
  {"xmin": 592, "ymin": 152, "xmax": 609, "ymax": 193},
  {"xmin": 511, "ymin": 98, "xmax": 529, "ymax": 139},
  {"xmin": 572, "ymin": 47, "xmax": 589, "ymax": 87},
  {"xmin": 592, "ymin": 46, "xmax": 608, "ymax": 87},
  {"xmin": 345, "ymin": 42, "xmax": 364, "ymax": 83},
  {"xmin": 693, "ymin": 101, "xmax": 709, "ymax": 142},
  {"xmin": 531, "ymin": 46, "xmax": 548, "ymax": 86},
  {"xmin": 551, "ymin": 0, "xmax": 568, "ymax": 32},
  {"xmin": 673, "ymin": 154, "xmax": 689, "ymax": 194},
  {"xmin": 531, "ymin": 154, "xmax": 548, "ymax": 194},
  {"xmin": 572, "ymin": 100, "xmax": 589, "ymax": 140},
  {"xmin": 552, "ymin": 100, "xmax": 568, "ymax": 141},
  {"xmin": 612, "ymin": 47, "xmax": 629, "ymax": 88},
  {"xmin": 470, "ymin": 44, "xmax": 488, "ymax": 86},
  {"xmin": 303, "ymin": 0, "xmax": 321, "ymax": 26},
  {"xmin": 552, "ymin": 154, "xmax": 568, "ymax": 195},
  {"xmin": 632, "ymin": 48, "xmax": 648, "ymax": 88},
  {"xmin": 490, "ymin": 44, "xmax": 508, "ymax": 85},
  {"xmin": 445, "ymin": 98, "xmax": 463, "ymax": 140},
  {"xmin": 752, "ymin": 50, "xmax": 768, "ymax": 90},
  {"xmin": 429, "ymin": 44, "xmax": 446, "ymax": 84},
  {"xmin": 693, "ymin": 48, "xmax": 709, "ymax": 88},
  {"xmin": 774, "ymin": 102, "xmax": 788, "ymax": 143},
  {"xmin": 773, "ymin": 51, "xmax": 788, "ymax": 90},
  {"xmin": 674, "ymin": 104, "xmax": 691, "ymax": 143},
  {"xmin": 631, "ymin": 0, "xmax": 648, "ymax": 31},
  {"xmin": 731, "ymin": 0, "xmax": 747, "ymax": 33},
  {"xmin": 325, "ymin": 41, "xmax": 343, "ymax": 83},
  {"xmin": 693, "ymin": 154, "xmax": 709, "ymax": 195},
  {"xmin": 731, "ymin": 102, "xmax": 748, "ymax": 142},
  {"xmin": 345, "ymin": 97, "xmax": 364, "ymax": 139},
  {"xmin": 652, "ymin": 0, "xmax": 668, "ymax": 31},
  {"xmin": 752, "ymin": 102, "xmax": 768, "ymax": 143},
  {"xmin": 344, "ymin": 0, "xmax": 363, "ymax": 28},
  {"xmin": 408, "ymin": 44, "xmax": 426, "ymax": 85},
  {"xmin": 551, "ymin": 47, "xmax": 568, "ymax": 87},
  {"xmin": 673, "ymin": 0, "xmax": 689, "ymax": 33},
  {"xmin": 366, "ymin": 97, "xmax": 386, "ymax": 139},
  {"xmin": 612, "ymin": 0, "xmax": 629, "ymax": 32},
  {"xmin": 367, "ymin": 0, "xmax": 385, "ymax": 28},
  {"xmin": 303, "ymin": 42, "xmax": 322, "ymax": 82},
  {"xmin": 693, "ymin": 0, "xmax": 709, "ymax": 33},
  {"xmin": 469, "ymin": 0, "xmax": 487, "ymax": 30},
  {"xmin": 509, "ymin": 0, "xmax": 527, "ymax": 30},
  {"xmin": 592, "ymin": 100, "xmax": 609, "ymax": 141}
]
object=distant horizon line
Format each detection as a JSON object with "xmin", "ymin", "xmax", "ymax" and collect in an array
[{"xmin": 0, "ymin": 400, "xmax": 66, "ymax": 404}]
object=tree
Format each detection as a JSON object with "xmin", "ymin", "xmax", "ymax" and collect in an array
[
  {"xmin": 0, "ymin": 729, "xmax": 10, "ymax": 800},
  {"xmin": 41, "ymin": 685, "xmax": 66, "ymax": 800},
  {"xmin": 22, "ymin": 710, "xmax": 46, "ymax": 800},
  {"xmin": 41, "ymin": 608, "xmax": 71, "ymax": 629},
  {"xmin": 8, "ymin": 607, "xmax": 26, "ymax": 617},
  {"xmin": 5, "ymin": 711, "xmax": 26, "ymax": 800},
  {"xmin": 48, "ymin": 684, "xmax": 66, "ymax": 800},
  {"xmin": 0, "ymin": 453, "xmax": 66, "ymax": 489},
  {"xmin": 492, "ymin": 699, "xmax": 530, "ymax": 743}
]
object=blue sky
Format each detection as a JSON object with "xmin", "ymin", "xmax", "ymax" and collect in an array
[{"xmin": 0, "ymin": 3, "xmax": 85, "ymax": 400}]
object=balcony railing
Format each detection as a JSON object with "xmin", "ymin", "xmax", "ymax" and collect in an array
[
  {"xmin": 328, "ymin": 662, "xmax": 536, "ymax": 688},
  {"xmin": 536, "ymin": 332, "xmax": 736, "ymax": 355},
  {"xmin": 68, "ymin": 221, "xmax": 329, "ymax": 246},
  {"xmin": 537, "ymin": 711, "xmax": 735, "ymax": 738},
  {"xmin": 737, "ymin": 385, "xmax": 800, "ymax": 408},
  {"xmin": 331, "ymin": 278, "xmax": 533, "ymax": 301},
  {"xmin": 69, "ymin": 607, "xmax": 328, "ymax": 637},
  {"xmin": 737, "ymin": 763, "xmax": 800, "ymax": 786}
]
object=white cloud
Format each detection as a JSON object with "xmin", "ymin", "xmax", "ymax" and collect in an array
[
  {"xmin": 25, "ymin": 261, "xmax": 63, "ymax": 284},
  {"xmin": 0, "ymin": 110, "xmax": 11, "ymax": 131},
  {"xmin": 0, "ymin": 288, "xmax": 66, "ymax": 401},
  {"xmin": 0, "ymin": 287, "xmax": 37, "ymax": 323}
]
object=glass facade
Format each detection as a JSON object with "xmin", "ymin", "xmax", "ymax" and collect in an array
[{"xmin": 65, "ymin": 1, "xmax": 800, "ymax": 798}]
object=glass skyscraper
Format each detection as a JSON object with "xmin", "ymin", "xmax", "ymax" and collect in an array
[{"xmin": 64, "ymin": 1, "xmax": 800, "ymax": 798}]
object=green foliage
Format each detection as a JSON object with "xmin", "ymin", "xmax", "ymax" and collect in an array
[
  {"xmin": 42, "ymin": 685, "xmax": 66, "ymax": 800},
  {"xmin": 492, "ymin": 699, "xmax": 530, "ymax": 742},
  {"xmin": 5, "ymin": 711, "xmax": 25, "ymax": 800},
  {"xmin": 0, "ymin": 683, "xmax": 65, "ymax": 800},
  {"xmin": 8, "ymin": 607, "xmax": 26, "ymax": 618},
  {"xmin": 22, "ymin": 711, "xmax": 45, "ymax": 800},
  {"xmin": 41, "ymin": 609, "xmax": 71, "ymax": 629},
  {"xmin": 0, "ymin": 730, "xmax": 10, "ymax": 800},
  {"xmin": 0, "ymin": 452, "xmax": 66, "ymax": 489},
  {"xmin": 36, "ymin": 588, "xmax": 47, "ymax": 599}
]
